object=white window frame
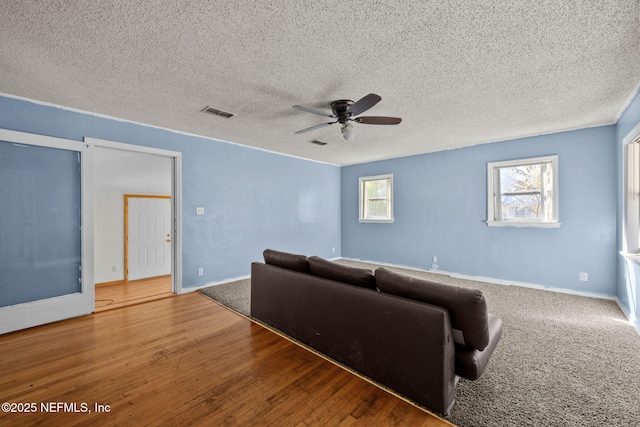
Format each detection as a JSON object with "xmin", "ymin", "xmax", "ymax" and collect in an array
[
  {"xmin": 358, "ymin": 174, "xmax": 394, "ymax": 223},
  {"xmin": 487, "ymin": 155, "xmax": 560, "ymax": 228},
  {"xmin": 622, "ymin": 122, "xmax": 640, "ymax": 260}
]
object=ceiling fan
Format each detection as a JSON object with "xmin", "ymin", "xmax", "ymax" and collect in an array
[{"xmin": 292, "ymin": 93, "xmax": 402, "ymax": 140}]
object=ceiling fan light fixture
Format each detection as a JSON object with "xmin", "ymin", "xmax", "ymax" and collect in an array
[{"xmin": 341, "ymin": 123, "xmax": 355, "ymax": 140}]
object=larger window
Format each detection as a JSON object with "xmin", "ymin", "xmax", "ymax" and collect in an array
[
  {"xmin": 487, "ymin": 155, "xmax": 559, "ymax": 227},
  {"xmin": 359, "ymin": 174, "xmax": 394, "ymax": 223},
  {"xmin": 623, "ymin": 126, "xmax": 640, "ymax": 257}
]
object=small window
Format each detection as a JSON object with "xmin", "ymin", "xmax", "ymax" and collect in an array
[
  {"xmin": 487, "ymin": 155, "xmax": 559, "ymax": 228},
  {"xmin": 359, "ymin": 174, "xmax": 394, "ymax": 223}
]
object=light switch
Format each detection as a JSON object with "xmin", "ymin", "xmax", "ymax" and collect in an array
[{"xmin": 196, "ymin": 207, "xmax": 205, "ymax": 215}]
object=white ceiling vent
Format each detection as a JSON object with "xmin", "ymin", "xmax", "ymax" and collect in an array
[{"xmin": 201, "ymin": 106, "xmax": 235, "ymax": 118}]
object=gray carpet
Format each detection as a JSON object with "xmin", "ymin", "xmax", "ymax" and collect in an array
[
  {"xmin": 199, "ymin": 261, "xmax": 640, "ymax": 427},
  {"xmin": 199, "ymin": 278, "xmax": 251, "ymax": 317}
]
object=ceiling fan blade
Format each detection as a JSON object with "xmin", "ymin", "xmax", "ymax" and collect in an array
[
  {"xmin": 294, "ymin": 122, "xmax": 335, "ymax": 134},
  {"xmin": 292, "ymin": 105, "xmax": 335, "ymax": 118},
  {"xmin": 347, "ymin": 93, "xmax": 382, "ymax": 116},
  {"xmin": 354, "ymin": 116, "xmax": 402, "ymax": 125}
]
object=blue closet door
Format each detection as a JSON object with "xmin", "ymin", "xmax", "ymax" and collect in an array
[{"xmin": 0, "ymin": 130, "xmax": 93, "ymax": 334}]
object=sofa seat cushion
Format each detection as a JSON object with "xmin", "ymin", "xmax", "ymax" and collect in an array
[
  {"xmin": 263, "ymin": 249, "xmax": 310, "ymax": 274},
  {"xmin": 455, "ymin": 314, "xmax": 503, "ymax": 380},
  {"xmin": 308, "ymin": 256, "xmax": 376, "ymax": 290},
  {"xmin": 375, "ymin": 267, "xmax": 490, "ymax": 351}
]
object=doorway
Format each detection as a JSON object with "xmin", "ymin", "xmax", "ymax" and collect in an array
[{"xmin": 90, "ymin": 138, "xmax": 181, "ymax": 311}]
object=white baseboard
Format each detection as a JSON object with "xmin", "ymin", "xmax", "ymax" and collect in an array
[
  {"xmin": 183, "ymin": 257, "xmax": 340, "ymax": 294},
  {"xmin": 181, "ymin": 274, "xmax": 251, "ymax": 294},
  {"xmin": 450, "ymin": 272, "xmax": 617, "ymax": 301},
  {"xmin": 341, "ymin": 257, "xmax": 640, "ymax": 336},
  {"xmin": 187, "ymin": 258, "xmax": 640, "ymax": 337},
  {"xmin": 614, "ymin": 297, "xmax": 640, "ymax": 337},
  {"xmin": 340, "ymin": 257, "xmax": 617, "ymax": 299}
]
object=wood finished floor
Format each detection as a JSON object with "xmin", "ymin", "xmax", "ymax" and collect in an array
[
  {"xmin": 95, "ymin": 275, "xmax": 173, "ymax": 312},
  {"xmin": 0, "ymin": 292, "xmax": 453, "ymax": 427}
]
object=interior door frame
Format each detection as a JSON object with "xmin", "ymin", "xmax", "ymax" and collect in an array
[
  {"xmin": 124, "ymin": 194, "xmax": 172, "ymax": 282},
  {"xmin": 86, "ymin": 138, "xmax": 183, "ymax": 294},
  {"xmin": 0, "ymin": 129, "xmax": 94, "ymax": 334}
]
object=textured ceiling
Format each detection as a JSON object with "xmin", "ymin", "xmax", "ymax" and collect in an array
[{"xmin": 1, "ymin": 1, "xmax": 639, "ymax": 165}]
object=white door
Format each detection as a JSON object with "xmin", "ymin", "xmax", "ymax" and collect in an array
[
  {"xmin": 0, "ymin": 129, "xmax": 94, "ymax": 335},
  {"xmin": 127, "ymin": 196, "xmax": 172, "ymax": 281}
]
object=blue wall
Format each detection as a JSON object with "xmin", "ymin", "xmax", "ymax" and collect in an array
[
  {"xmin": 342, "ymin": 125, "xmax": 618, "ymax": 296},
  {"xmin": 616, "ymin": 89, "xmax": 640, "ymax": 330},
  {"xmin": 2, "ymin": 88, "xmax": 637, "ymax": 324},
  {"xmin": 0, "ymin": 95, "xmax": 342, "ymax": 289}
]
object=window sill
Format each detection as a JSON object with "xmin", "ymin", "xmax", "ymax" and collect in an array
[
  {"xmin": 486, "ymin": 220, "xmax": 560, "ymax": 228},
  {"xmin": 620, "ymin": 252, "xmax": 640, "ymax": 264},
  {"xmin": 358, "ymin": 218, "xmax": 394, "ymax": 224}
]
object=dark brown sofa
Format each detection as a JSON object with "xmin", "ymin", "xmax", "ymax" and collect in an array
[{"xmin": 250, "ymin": 249, "xmax": 503, "ymax": 415}]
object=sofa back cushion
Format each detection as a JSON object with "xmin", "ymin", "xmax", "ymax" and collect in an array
[
  {"xmin": 375, "ymin": 267, "xmax": 490, "ymax": 351},
  {"xmin": 308, "ymin": 256, "xmax": 376, "ymax": 290},
  {"xmin": 263, "ymin": 249, "xmax": 310, "ymax": 274}
]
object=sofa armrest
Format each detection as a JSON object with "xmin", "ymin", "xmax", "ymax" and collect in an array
[{"xmin": 454, "ymin": 313, "xmax": 503, "ymax": 380}]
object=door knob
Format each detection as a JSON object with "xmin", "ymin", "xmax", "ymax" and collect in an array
[{"xmin": 166, "ymin": 239, "xmax": 171, "ymax": 243}]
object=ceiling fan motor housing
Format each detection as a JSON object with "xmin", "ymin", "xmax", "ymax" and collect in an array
[{"xmin": 331, "ymin": 100, "xmax": 354, "ymax": 123}]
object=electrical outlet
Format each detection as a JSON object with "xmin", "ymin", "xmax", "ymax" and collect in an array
[
  {"xmin": 198, "ymin": 268, "xmax": 204, "ymax": 277},
  {"xmin": 579, "ymin": 272, "xmax": 588, "ymax": 282},
  {"xmin": 432, "ymin": 256, "xmax": 438, "ymax": 263},
  {"xmin": 112, "ymin": 266, "xmax": 117, "ymax": 272},
  {"xmin": 196, "ymin": 207, "xmax": 205, "ymax": 215},
  {"xmin": 432, "ymin": 263, "xmax": 439, "ymax": 270}
]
